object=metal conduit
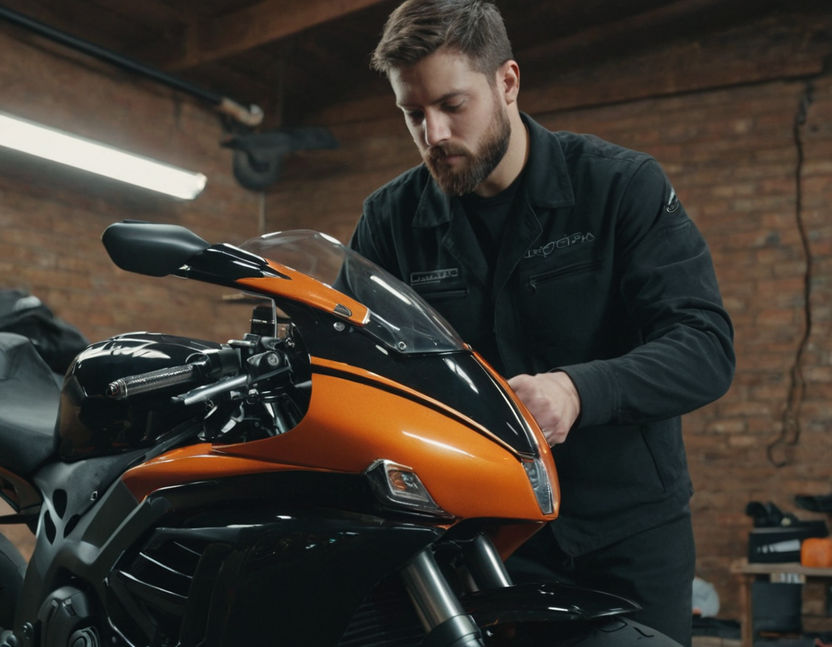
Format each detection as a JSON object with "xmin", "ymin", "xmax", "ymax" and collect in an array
[{"xmin": 0, "ymin": 4, "xmax": 263, "ymax": 127}]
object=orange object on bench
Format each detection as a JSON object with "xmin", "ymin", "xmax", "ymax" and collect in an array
[{"xmin": 801, "ymin": 537, "xmax": 832, "ymax": 568}]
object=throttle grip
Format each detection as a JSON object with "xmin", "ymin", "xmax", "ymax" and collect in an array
[{"xmin": 106, "ymin": 363, "xmax": 199, "ymax": 400}]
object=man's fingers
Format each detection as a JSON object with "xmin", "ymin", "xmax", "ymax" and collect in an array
[
  {"xmin": 541, "ymin": 425, "xmax": 568, "ymax": 446},
  {"xmin": 507, "ymin": 371, "xmax": 581, "ymax": 446}
]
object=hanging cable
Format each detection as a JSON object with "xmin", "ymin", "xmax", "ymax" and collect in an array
[{"xmin": 767, "ymin": 80, "xmax": 815, "ymax": 468}]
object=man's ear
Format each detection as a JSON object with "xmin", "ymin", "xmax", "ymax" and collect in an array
[{"xmin": 496, "ymin": 59, "xmax": 520, "ymax": 105}]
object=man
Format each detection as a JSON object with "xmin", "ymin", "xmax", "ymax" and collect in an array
[{"xmin": 349, "ymin": 1, "xmax": 735, "ymax": 644}]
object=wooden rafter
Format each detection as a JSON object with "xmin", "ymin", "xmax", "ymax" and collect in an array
[
  {"xmin": 518, "ymin": 0, "xmax": 747, "ymax": 64},
  {"xmin": 163, "ymin": 0, "xmax": 390, "ymax": 70}
]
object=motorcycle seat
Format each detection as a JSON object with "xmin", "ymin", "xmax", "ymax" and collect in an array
[{"xmin": 0, "ymin": 333, "xmax": 60, "ymax": 475}]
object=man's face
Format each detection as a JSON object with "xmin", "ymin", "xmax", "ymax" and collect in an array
[{"xmin": 389, "ymin": 49, "xmax": 510, "ymax": 196}]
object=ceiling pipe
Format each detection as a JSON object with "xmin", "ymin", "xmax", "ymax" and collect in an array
[{"xmin": 0, "ymin": 4, "xmax": 263, "ymax": 128}]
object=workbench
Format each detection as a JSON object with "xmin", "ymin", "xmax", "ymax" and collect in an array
[{"xmin": 730, "ymin": 559, "xmax": 832, "ymax": 647}]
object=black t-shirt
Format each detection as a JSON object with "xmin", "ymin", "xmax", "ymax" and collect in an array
[
  {"xmin": 458, "ymin": 171, "xmax": 526, "ymax": 370},
  {"xmin": 459, "ymin": 170, "xmax": 526, "ymax": 291}
]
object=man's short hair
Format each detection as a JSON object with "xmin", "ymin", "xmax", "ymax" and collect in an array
[{"xmin": 371, "ymin": 0, "xmax": 513, "ymax": 78}]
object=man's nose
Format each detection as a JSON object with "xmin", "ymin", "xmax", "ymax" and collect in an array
[{"xmin": 424, "ymin": 111, "xmax": 450, "ymax": 147}]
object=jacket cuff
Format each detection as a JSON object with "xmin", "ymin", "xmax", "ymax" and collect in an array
[{"xmin": 556, "ymin": 361, "xmax": 618, "ymax": 428}]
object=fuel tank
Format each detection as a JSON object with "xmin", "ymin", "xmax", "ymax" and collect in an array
[{"xmin": 57, "ymin": 332, "xmax": 220, "ymax": 460}]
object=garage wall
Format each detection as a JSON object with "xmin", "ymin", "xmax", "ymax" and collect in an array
[
  {"xmin": 0, "ymin": 26, "xmax": 263, "ymax": 346},
  {"xmin": 264, "ymin": 7, "xmax": 832, "ymax": 621}
]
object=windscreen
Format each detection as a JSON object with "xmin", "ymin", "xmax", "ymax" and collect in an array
[{"xmin": 240, "ymin": 230, "xmax": 465, "ymax": 354}]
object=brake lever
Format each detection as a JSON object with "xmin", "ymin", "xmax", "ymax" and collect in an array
[{"xmin": 171, "ymin": 374, "xmax": 250, "ymax": 407}]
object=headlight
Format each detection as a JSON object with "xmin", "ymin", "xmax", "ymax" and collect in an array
[{"xmin": 522, "ymin": 457, "xmax": 554, "ymax": 515}]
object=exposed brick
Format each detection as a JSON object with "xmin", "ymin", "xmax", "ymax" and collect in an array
[{"xmin": 704, "ymin": 419, "xmax": 747, "ymax": 434}]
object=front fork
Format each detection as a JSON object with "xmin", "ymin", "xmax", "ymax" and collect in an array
[{"xmin": 401, "ymin": 535, "xmax": 512, "ymax": 647}]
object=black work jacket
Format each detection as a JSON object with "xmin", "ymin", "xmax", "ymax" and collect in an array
[{"xmin": 350, "ymin": 113, "xmax": 735, "ymax": 555}]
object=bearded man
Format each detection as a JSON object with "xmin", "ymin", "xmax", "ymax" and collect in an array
[{"xmin": 349, "ymin": 2, "xmax": 735, "ymax": 644}]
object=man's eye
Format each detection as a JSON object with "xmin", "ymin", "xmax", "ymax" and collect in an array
[
  {"xmin": 444, "ymin": 103, "xmax": 463, "ymax": 113},
  {"xmin": 406, "ymin": 111, "xmax": 424, "ymax": 123}
]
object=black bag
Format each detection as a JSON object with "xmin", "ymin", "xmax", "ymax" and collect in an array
[{"xmin": 0, "ymin": 289, "xmax": 88, "ymax": 374}]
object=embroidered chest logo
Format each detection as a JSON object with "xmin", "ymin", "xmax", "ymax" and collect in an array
[
  {"xmin": 523, "ymin": 232, "xmax": 596, "ymax": 259},
  {"xmin": 410, "ymin": 267, "xmax": 460, "ymax": 285}
]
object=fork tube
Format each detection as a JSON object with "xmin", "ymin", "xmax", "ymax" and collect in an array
[
  {"xmin": 465, "ymin": 534, "xmax": 513, "ymax": 590},
  {"xmin": 401, "ymin": 549, "xmax": 483, "ymax": 647}
]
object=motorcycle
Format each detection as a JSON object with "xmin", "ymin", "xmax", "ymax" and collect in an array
[{"xmin": 0, "ymin": 221, "xmax": 680, "ymax": 646}]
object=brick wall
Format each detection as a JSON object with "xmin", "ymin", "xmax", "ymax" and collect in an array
[
  {"xmin": 0, "ymin": 26, "xmax": 263, "ymax": 345},
  {"xmin": 264, "ymin": 7, "xmax": 832, "ymax": 621}
]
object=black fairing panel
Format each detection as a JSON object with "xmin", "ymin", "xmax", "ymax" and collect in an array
[
  {"xmin": 108, "ymin": 479, "xmax": 441, "ymax": 646},
  {"xmin": 58, "ymin": 333, "xmax": 221, "ymax": 460},
  {"xmin": 279, "ymin": 302, "xmax": 537, "ymax": 457},
  {"xmin": 179, "ymin": 515, "xmax": 434, "ymax": 646},
  {"xmin": 16, "ymin": 467, "xmax": 439, "ymax": 647}
]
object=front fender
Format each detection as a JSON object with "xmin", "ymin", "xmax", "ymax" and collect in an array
[{"xmin": 462, "ymin": 581, "xmax": 639, "ymax": 626}]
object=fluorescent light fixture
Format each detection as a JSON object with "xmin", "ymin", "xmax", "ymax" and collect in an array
[{"xmin": 0, "ymin": 110, "xmax": 206, "ymax": 199}]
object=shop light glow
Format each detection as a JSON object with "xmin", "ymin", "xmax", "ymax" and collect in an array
[{"xmin": 0, "ymin": 111, "xmax": 206, "ymax": 199}]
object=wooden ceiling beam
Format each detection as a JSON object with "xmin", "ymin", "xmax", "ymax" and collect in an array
[
  {"xmin": 164, "ymin": 0, "xmax": 389, "ymax": 71},
  {"xmin": 517, "ymin": 0, "xmax": 730, "ymax": 64},
  {"xmin": 92, "ymin": 0, "xmax": 189, "ymax": 27}
]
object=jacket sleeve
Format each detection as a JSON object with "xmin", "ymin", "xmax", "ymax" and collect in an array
[{"xmin": 559, "ymin": 159, "xmax": 735, "ymax": 428}]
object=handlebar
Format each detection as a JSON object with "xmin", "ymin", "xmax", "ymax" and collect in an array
[
  {"xmin": 105, "ymin": 345, "xmax": 240, "ymax": 402},
  {"xmin": 105, "ymin": 344, "xmax": 291, "ymax": 406}
]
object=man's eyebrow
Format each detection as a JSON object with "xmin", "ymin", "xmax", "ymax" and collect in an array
[{"xmin": 396, "ymin": 91, "xmax": 466, "ymax": 109}]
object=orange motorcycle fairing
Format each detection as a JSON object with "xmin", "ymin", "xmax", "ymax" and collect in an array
[
  {"xmin": 206, "ymin": 366, "xmax": 556, "ymax": 523},
  {"xmin": 120, "ymin": 349, "xmax": 559, "ymax": 529},
  {"xmin": 236, "ymin": 269, "xmax": 369, "ymax": 327}
]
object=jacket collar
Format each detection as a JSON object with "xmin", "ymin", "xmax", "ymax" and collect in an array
[
  {"xmin": 411, "ymin": 112, "xmax": 575, "ymax": 228},
  {"xmin": 521, "ymin": 112, "xmax": 575, "ymax": 209}
]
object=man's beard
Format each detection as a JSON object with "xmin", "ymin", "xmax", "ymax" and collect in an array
[{"xmin": 424, "ymin": 104, "xmax": 511, "ymax": 197}]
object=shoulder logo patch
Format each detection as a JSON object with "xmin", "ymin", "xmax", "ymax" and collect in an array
[{"xmin": 666, "ymin": 188, "xmax": 680, "ymax": 213}]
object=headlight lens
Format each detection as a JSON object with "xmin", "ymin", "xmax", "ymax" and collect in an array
[{"xmin": 522, "ymin": 457, "xmax": 554, "ymax": 515}]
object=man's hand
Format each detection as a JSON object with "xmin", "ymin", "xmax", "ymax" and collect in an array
[{"xmin": 507, "ymin": 371, "xmax": 581, "ymax": 446}]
